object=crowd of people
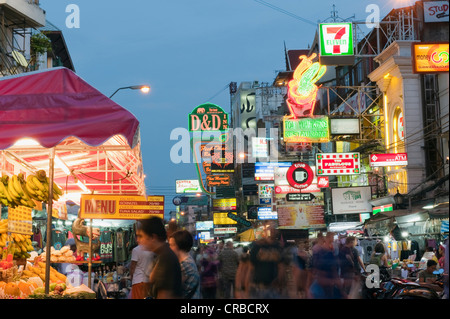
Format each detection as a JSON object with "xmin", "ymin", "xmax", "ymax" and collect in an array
[{"xmin": 129, "ymin": 217, "xmax": 447, "ymax": 300}]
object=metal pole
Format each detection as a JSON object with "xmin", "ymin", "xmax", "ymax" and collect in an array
[
  {"xmin": 44, "ymin": 148, "xmax": 55, "ymax": 294},
  {"xmin": 88, "ymin": 219, "xmax": 93, "ymax": 289}
]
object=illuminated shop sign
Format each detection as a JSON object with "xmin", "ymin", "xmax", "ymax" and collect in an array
[
  {"xmin": 412, "ymin": 43, "xmax": 449, "ymax": 73},
  {"xmin": 189, "ymin": 103, "xmax": 229, "ymax": 132},
  {"xmin": 283, "ymin": 117, "xmax": 330, "ymax": 143},
  {"xmin": 196, "ymin": 221, "xmax": 214, "ymax": 231},
  {"xmin": 257, "ymin": 207, "xmax": 278, "ymax": 220},
  {"xmin": 255, "ymin": 162, "xmax": 292, "ymax": 181},
  {"xmin": 176, "ymin": 180, "xmax": 201, "ymax": 194},
  {"xmin": 286, "ymin": 53, "xmax": 327, "ymax": 118},
  {"xmin": 319, "ymin": 23, "xmax": 354, "ymax": 56},
  {"xmin": 316, "ymin": 153, "xmax": 360, "ymax": 176},
  {"xmin": 369, "ymin": 153, "xmax": 408, "ymax": 167},
  {"xmin": 212, "ymin": 198, "xmax": 237, "ymax": 211}
]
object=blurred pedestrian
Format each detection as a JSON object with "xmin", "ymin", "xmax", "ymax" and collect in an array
[
  {"xmin": 200, "ymin": 247, "xmax": 219, "ymax": 299},
  {"xmin": 338, "ymin": 236, "xmax": 358, "ymax": 295},
  {"xmin": 136, "ymin": 217, "xmax": 182, "ymax": 299},
  {"xmin": 235, "ymin": 246, "xmax": 251, "ymax": 299},
  {"xmin": 294, "ymin": 239, "xmax": 311, "ymax": 298},
  {"xmin": 247, "ymin": 222, "xmax": 284, "ymax": 299},
  {"xmin": 169, "ymin": 230, "xmax": 201, "ymax": 299},
  {"xmin": 309, "ymin": 232, "xmax": 344, "ymax": 299},
  {"xmin": 218, "ymin": 241, "xmax": 240, "ymax": 299},
  {"xmin": 130, "ymin": 244, "xmax": 155, "ymax": 299}
]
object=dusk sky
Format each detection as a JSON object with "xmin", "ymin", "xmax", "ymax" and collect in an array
[{"xmin": 41, "ymin": 0, "xmax": 416, "ymax": 218}]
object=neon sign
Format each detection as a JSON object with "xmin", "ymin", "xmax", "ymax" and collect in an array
[
  {"xmin": 189, "ymin": 103, "xmax": 229, "ymax": 132},
  {"xmin": 286, "ymin": 53, "xmax": 327, "ymax": 118},
  {"xmin": 283, "ymin": 116, "xmax": 329, "ymax": 143}
]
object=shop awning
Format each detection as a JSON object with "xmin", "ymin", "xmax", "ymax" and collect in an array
[
  {"xmin": 0, "ymin": 67, "xmax": 145, "ymax": 200},
  {"xmin": 0, "ymin": 67, "xmax": 139, "ymax": 150}
]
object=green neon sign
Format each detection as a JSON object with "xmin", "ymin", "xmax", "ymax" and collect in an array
[
  {"xmin": 189, "ymin": 103, "xmax": 229, "ymax": 132},
  {"xmin": 283, "ymin": 117, "xmax": 330, "ymax": 143}
]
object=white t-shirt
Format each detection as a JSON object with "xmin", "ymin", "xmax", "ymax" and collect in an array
[{"xmin": 131, "ymin": 245, "xmax": 155, "ymax": 285}]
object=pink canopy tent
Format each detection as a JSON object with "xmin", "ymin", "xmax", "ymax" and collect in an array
[{"xmin": 0, "ymin": 67, "xmax": 140, "ymax": 150}]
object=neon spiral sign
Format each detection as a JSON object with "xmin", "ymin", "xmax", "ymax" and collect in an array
[{"xmin": 286, "ymin": 53, "xmax": 327, "ymax": 118}]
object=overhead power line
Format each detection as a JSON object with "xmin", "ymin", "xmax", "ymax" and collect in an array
[{"xmin": 252, "ymin": 0, "xmax": 317, "ymax": 26}]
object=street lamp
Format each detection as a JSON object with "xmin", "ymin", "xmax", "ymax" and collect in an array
[{"xmin": 109, "ymin": 85, "xmax": 150, "ymax": 99}]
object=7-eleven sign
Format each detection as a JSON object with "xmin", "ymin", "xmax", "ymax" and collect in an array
[{"xmin": 319, "ymin": 23, "xmax": 354, "ymax": 56}]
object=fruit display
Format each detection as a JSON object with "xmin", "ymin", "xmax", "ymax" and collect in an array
[
  {"xmin": 21, "ymin": 260, "xmax": 67, "ymax": 284},
  {"xmin": 0, "ymin": 171, "xmax": 63, "ymax": 208}
]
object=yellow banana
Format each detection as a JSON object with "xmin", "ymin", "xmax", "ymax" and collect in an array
[
  {"xmin": 31, "ymin": 176, "xmax": 45, "ymax": 192},
  {"xmin": 7, "ymin": 179, "xmax": 20, "ymax": 199},
  {"xmin": 0, "ymin": 182, "xmax": 12, "ymax": 203},
  {"xmin": 12, "ymin": 175, "xmax": 24, "ymax": 197}
]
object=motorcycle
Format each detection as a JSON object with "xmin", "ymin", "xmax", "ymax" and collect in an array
[
  {"xmin": 361, "ymin": 267, "xmax": 445, "ymax": 299},
  {"xmin": 394, "ymin": 269, "xmax": 445, "ymax": 299}
]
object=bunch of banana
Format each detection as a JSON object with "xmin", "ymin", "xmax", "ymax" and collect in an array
[
  {"xmin": 25, "ymin": 170, "xmax": 63, "ymax": 203},
  {"xmin": 0, "ymin": 220, "xmax": 7, "ymax": 248},
  {"xmin": 0, "ymin": 174, "xmax": 35, "ymax": 209},
  {"xmin": 0, "ymin": 219, "xmax": 7, "ymax": 234},
  {"xmin": 8, "ymin": 233, "xmax": 33, "ymax": 259},
  {"xmin": 25, "ymin": 262, "xmax": 66, "ymax": 283}
]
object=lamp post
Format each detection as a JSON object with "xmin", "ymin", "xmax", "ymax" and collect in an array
[{"xmin": 109, "ymin": 85, "xmax": 150, "ymax": 99}]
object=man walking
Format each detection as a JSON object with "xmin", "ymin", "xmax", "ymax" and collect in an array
[
  {"xmin": 136, "ymin": 217, "xmax": 182, "ymax": 299},
  {"xmin": 218, "ymin": 241, "xmax": 239, "ymax": 299}
]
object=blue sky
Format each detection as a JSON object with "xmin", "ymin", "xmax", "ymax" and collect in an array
[{"xmin": 40, "ymin": 0, "xmax": 415, "ymax": 218}]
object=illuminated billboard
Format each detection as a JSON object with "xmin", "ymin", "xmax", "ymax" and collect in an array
[{"xmin": 412, "ymin": 43, "xmax": 449, "ymax": 73}]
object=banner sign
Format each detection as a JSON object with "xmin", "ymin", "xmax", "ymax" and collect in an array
[
  {"xmin": 412, "ymin": 43, "xmax": 449, "ymax": 73},
  {"xmin": 277, "ymin": 204, "xmax": 326, "ymax": 229},
  {"xmin": 287, "ymin": 193, "xmax": 316, "ymax": 202},
  {"xmin": 213, "ymin": 212, "xmax": 237, "ymax": 225},
  {"xmin": 373, "ymin": 204, "xmax": 393, "ymax": 215},
  {"xmin": 212, "ymin": 198, "xmax": 237, "ymax": 211},
  {"xmin": 316, "ymin": 153, "xmax": 360, "ymax": 175},
  {"xmin": 255, "ymin": 162, "xmax": 292, "ymax": 181},
  {"xmin": 259, "ymin": 184, "xmax": 274, "ymax": 205},
  {"xmin": 80, "ymin": 195, "xmax": 165, "ymax": 220},
  {"xmin": 283, "ymin": 117, "xmax": 330, "ymax": 143},
  {"xmin": 370, "ymin": 153, "xmax": 408, "ymax": 167},
  {"xmin": 331, "ymin": 187, "xmax": 372, "ymax": 215},
  {"xmin": 196, "ymin": 221, "xmax": 214, "ymax": 231},
  {"xmin": 257, "ymin": 207, "xmax": 278, "ymax": 220},
  {"xmin": 214, "ymin": 227, "xmax": 238, "ymax": 235},
  {"xmin": 176, "ymin": 180, "xmax": 201, "ymax": 193},
  {"xmin": 252, "ymin": 137, "xmax": 270, "ymax": 158},
  {"xmin": 330, "ymin": 118, "xmax": 360, "ymax": 135},
  {"xmin": 423, "ymin": 1, "xmax": 449, "ymax": 23},
  {"xmin": 189, "ymin": 103, "xmax": 229, "ymax": 132}
]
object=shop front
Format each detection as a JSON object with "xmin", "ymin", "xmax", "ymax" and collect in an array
[{"xmin": 0, "ymin": 67, "xmax": 148, "ymax": 299}]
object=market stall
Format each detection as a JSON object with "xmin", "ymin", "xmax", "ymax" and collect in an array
[
  {"xmin": 362, "ymin": 205, "xmax": 449, "ymax": 278},
  {"xmin": 0, "ymin": 67, "xmax": 146, "ymax": 298}
]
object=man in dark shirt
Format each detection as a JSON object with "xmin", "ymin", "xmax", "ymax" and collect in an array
[{"xmin": 136, "ymin": 217, "xmax": 182, "ymax": 299}]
